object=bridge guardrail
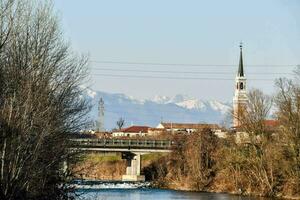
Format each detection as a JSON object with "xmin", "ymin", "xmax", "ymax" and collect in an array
[{"xmin": 71, "ymin": 138, "xmax": 173, "ymax": 150}]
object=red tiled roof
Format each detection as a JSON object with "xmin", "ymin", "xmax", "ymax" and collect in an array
[
  {"xmin": 264, "ymin": 120, "xmax": 280, "ymax": 127},
  {"xmin": 160, "ymin": 123, "xmax": 219, "ymax": 129},
  {"xmin": 234, "ymin": 119, "xmax": 280, "ymax": 129},
  {"xmin": 120, "ymin": 126, "xmax": 150, "ymax": 133}
]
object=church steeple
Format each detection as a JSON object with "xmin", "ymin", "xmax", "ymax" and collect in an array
[
  {"xmin": 233, "ymin": 43, "xmax": 248, "ymax": 128},
  {"xmin": 238, "ymin": 43, "xmax": 244, "ymax": 77}
]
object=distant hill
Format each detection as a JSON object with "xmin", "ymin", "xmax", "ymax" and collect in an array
[{"xmin": 83, "ymin": 88, "xmax": 231, "ymax": 131}]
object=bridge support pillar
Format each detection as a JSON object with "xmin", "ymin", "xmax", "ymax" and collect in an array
[{"xmin": 122, "ymin": 153, "xmax": 145, "ymax": 182}]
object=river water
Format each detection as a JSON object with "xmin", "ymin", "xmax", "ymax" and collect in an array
[{"xmin": 74, "ymin": 180, "xmax": 261, "ymax": 200}]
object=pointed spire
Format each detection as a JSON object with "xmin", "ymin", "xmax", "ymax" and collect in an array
[{"xmin": 238, "ymin": 42, "xmax": 244, "ymax": 77}]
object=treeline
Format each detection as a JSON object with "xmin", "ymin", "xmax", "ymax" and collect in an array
[
  {"xmin": 144, "ymin": 74, "xmax": 300, "ymax": 199},
  {"xmin": 0, "ymin": 0, "xmax": 88, "ymax": 199}
]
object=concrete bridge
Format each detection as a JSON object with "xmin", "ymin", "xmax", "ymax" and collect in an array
[{"xmin": 71, "ymin": 138, "xmax": 173, "ymax": 181}]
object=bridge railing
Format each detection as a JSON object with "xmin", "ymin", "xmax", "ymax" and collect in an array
[{"xmin": 71, "ymin": 138, "xmax": 173, "ymax": 149}]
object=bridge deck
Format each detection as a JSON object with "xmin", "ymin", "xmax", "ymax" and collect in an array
[{"xmin": 71, "ymin": 138, "xmax": 173, "ymax": 152}]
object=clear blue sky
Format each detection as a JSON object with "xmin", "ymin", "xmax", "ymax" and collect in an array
[{"xmin": 54, "ymin": 0, "xmax": 300, "ymax": 102}]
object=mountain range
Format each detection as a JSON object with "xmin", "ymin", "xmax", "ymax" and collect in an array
[{"xmin": 83, "ymin": 88, "xmax": 232, "ymax": 130}]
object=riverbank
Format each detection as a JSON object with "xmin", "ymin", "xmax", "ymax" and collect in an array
[
  {"xmin": 144, "ymin": 158, "xmax": 300, "ymax": 200},
  {"xmin": 144, "ymin": 157, "xmax": 300, "ymax": 200},
  {"xmin": 71, "ymin": 152, "xmax": 167, "ymax": 180},
  {"xmin": 72, "ymin": 153, "xmax": 126, "ymax": 180}
]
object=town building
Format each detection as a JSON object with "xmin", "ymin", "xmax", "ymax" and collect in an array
[
  {"xmin": 232, "ymin": 44, "xmax": 280, "ymax": 134},
  {"xmin": 112, "ymin": 126, "xmax": 150, "ymax": 137},
  {"xmin": 235, "ymin": 119, "xmax": 281, "ymax": 144},
  {"xmin": 156, "ymin": 122, "xmax": 219, "ymax": 134},
  {"xmin": 264, "ymin": 119, "xmax": 280, "ymax": 130},
  {"xmin": 147, "ymin": 128, "xmax": 165, "ymax": 136}
]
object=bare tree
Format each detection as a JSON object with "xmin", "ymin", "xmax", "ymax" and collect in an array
[
  {"xmin": 116, "ymin": 118, "xmax": 125, "ymax": 130},
  {"xmin": 239, "ymin": 89, "xmax": 273, "ymax": 136},
  {"xmin": 275, "ymin": 75, "xmax": 300, "ymax": 195},
  {"xmin": 220, "ymin": 89, "xmax": 280, "ymax": 196},
  {"xmin": 0, "ymin": 0, "xmax": 89, "ymax": 199}
]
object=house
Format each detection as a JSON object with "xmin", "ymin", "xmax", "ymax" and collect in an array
[
  {"xmin": 147, "ymin": 128, "xmax": 165, "ymax": 136},
  {"xmin": 235, "ymin": 119, "xmax": 280, "ymax": 132},
  {"xmin": 112, "ymin": 126, "xmax": 150, "ymax": 137},
  {"xmin": 235, "ymin": 119, "xmax": 280, "ymax": 143},
  {"xmin": 156, "ymin": 122, "xmax": 220, "ymax": 134},
  {"xmin": 214, "ymin": 129, "xmax": 228, "ymax": 138},
  {"xmin": 264, "ymin": 119, "xmax": 280, "ymax": 131}
]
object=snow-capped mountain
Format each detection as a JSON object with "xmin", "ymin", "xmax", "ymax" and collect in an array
[
  {"xmin": 82, "ymin": 88, "xmax": 231, "ymax": 130},
  {"xmin": 152, "ymin": 94, "xmax": 230, "ymax": 114}
]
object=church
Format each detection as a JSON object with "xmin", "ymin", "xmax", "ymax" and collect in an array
[
  {"xmin": 232, "ymin": 44, "xmax": 279, "ymax": 131},
  {"xmin": 233, "ymin": 44, "xmax": 248, "ymax": 128}
]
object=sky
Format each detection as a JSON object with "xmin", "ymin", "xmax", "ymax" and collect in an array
[{"xmin": 53, "ymin": 0, "xmax": 300, "ymax": 102}]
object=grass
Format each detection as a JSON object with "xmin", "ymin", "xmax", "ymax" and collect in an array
[
  {"xmin": 79, "ymin": 153, "xmax": 122, "ymax": 163},
  {"xmin": 141, "ymin": 153, "xmax": 167, "ymax": 162}
]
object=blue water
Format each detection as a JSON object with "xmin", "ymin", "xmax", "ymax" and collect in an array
[
  {"xmin": 78, "ymin": 188, "xmax": 257, "ymax": 200},
  {"xmin": 74, "ymin": 181, "xmax": 259, "ymax": 200}
]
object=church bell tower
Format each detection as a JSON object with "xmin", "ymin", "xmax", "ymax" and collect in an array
[{"xmin": 233, "ymin": 43, "xmax": 248, "ymax": 127}]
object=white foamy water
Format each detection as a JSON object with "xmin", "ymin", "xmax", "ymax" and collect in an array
[{"xmin": 72, "ymin": 180, "xmax": 151, "ymax": 190}]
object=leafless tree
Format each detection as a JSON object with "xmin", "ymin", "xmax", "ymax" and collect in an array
[
  {"xmin": 116, "ymin": 118, "xmax": 125, "ymax": 130},
  {"xmin": 239, "ymin": 89, "xmax": 273, "ymax": 136},
  {"xmin": 219, "ymin": 89, "xmax": 281, "ymax": 196},
  {"xmin": 0, "ymin": 0, "xmax": 89, "ymax": 199},
  {"xmin": 275, "ymin": 74, "xmax": 300, "ymax": 195}
]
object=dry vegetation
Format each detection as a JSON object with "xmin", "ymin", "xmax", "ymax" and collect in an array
[
  {"xmin": 72, "ymin": 153, "xmax": 126, "ymax": 181},
  {"xmin": 71, "ymin": 152, "xmax": 167, "ymax": 181},
  {"xmin": 0, "ymin": 0, "xmax": 88, "ymax": 199}
]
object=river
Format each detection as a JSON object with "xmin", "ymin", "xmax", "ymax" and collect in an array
[{"xmin": 74, "ymin": 180, "xmax": 262, "ymax": 200}]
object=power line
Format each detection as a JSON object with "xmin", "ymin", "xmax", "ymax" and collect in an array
[
  {"xmin": 90, "ymin": 60, "xmax": 299, "ymax": 67},
  {"xmin": 91, "ymin": 73, "xmax": 277, "ymax": 81},
  {"xmin": 90, "ymin": 67, "xmax": 293, "ymax": 75}
]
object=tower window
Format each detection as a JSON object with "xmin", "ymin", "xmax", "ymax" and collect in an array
[
  {"xmin": 236, "ymin": 83, "xmax": 239, "ymax": 89},
  {"xmin": 240, "ymin": 82, "xmax": 243, "ymax": 90}
]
